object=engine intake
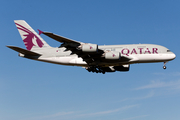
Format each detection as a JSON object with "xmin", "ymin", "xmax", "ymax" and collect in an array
[
  {"xmin": 82, "ymin": 44, "xmax": 98, "ymax": 52},
  {"xmin": 105, "ymin": 52, "xmax": 121, "ymax": 60}
]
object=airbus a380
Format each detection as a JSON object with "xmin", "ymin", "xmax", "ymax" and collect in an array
[{"xmin": 7, "ymin": 20, "xmax": 176, "ymax": 74}]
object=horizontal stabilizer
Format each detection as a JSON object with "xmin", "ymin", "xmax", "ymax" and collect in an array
[{"xmin": 7, "ymin": 46, "xmax": 41, "ymax": 56}]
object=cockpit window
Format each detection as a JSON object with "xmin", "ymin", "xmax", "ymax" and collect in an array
[{"xmin": 167, "ymin": 50, "xmax": 171, "ymax": 52}]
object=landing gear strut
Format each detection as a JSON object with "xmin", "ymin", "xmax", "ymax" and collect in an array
[{"xmin": 163, "ymin": 62, "xmax": 167, "ymax": 69}]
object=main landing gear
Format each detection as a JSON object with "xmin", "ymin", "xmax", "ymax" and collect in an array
[
  {"xmin": 163, "ymin": 62, "xmax": 167, "ymax": 69},
  {"xmin": 86, "ymin": 66, "xmax": 106, "ymax": 74}
]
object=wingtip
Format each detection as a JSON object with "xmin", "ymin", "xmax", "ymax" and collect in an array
[
  {"xmin": 38, "ymin": 29, "xmax": 43, "ymax": 35},
  {"xmin": 6, "ymin": 45, "xmax": 12, "ymax": 48}
]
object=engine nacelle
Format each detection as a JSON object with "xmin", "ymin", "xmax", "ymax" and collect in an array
[
  {"xmin": 114, "ymin": 65, "xmax": 130, "ymax": 72},
  {"xmin": 82, "ymin": 44, "xmax": 98, "ymax": 52},
  {"xmin": 105, "ymin": 52, "xmax": 121, "ymax": 60}
]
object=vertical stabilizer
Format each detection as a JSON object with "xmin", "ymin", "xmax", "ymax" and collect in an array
[{"xmin": 14, "ymin": 20, "xmax": 50, "ymax": 51}]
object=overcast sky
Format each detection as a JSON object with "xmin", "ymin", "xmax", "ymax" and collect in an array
[{"xmin": 1, "ymin": 0, "xmax": 180, "ymax": 120}]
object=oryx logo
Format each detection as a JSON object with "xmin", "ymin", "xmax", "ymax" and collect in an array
[
  {"xmin": 90, "ymin": 46, "xmax": 93, "ymax": 49},
  {"xmin": 15, "ymin": 23, "xmax": 44, "ymax": 50}
]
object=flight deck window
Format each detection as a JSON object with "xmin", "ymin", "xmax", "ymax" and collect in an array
[{"xmin": 167, "ymin": 50, "xmax": 171, "ymax": 52}]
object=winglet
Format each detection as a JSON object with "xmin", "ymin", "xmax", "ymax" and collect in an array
[{"xmin": 38, "ymin": 29, "xmax": 43, "ymax": 35}]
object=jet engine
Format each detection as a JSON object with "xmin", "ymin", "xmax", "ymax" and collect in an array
[
  {"xmin": 105, "ymin": 52, "xmax": 121, "ymax": 60},
  {"xmin": 113, "ymin": 65, "xmax": 130, "ymax": 72},
  {"xmin": 82, "ymin": 44, "xmax": 98, "ymax": 52}
]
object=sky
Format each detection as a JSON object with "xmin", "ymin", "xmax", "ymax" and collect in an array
[{"xmin": 0, "ymin": 0, "xmax": 180, "ymax": 120}]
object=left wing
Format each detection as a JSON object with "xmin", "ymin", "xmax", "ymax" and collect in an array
[
  {"xmin": 43, "ymin": 32, "xmax": 81, "ymax": 46},
  {"xmin": 43, "ymin": 32, "xmax": 105, "ymax": 65},
  {"xmin": 42, "ymin": 31, "xmax": 131, "ymax": 66}
]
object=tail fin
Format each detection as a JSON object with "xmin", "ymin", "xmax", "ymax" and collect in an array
[{"xmin": 14, "ymin": 20, "xmax": 50, "ymax": 51}]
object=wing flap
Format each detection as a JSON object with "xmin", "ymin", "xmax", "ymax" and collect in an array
[{"xmin": 7, "ymin": 46, "xmax": 41, "ymax": 56}]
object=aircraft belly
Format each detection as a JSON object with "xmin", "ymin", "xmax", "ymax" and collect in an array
[
  {"xmin": 27, "ymin": 53, "xmax": 175, "ymax": 67},
  {"xmin": 136, "ymin": 54, "xmax": 174, "ymax": 63},
  {"xmin": 69, "ymin": 58, "xmax": 87, "ymax": 65},
  {"xmin": 38, "ymin": 56, "xmax": 87, "ymax": 66}
]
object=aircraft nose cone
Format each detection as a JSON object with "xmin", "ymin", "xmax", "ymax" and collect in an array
[
  {"xmin": 172, "ymin": 53, "xmax": 176, "ymax": 59},
  {"xmin": 169, "ymin": 52, "xmax": 176, "ymax": 60}
]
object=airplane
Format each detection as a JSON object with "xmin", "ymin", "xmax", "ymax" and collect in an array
[{"xmin": 7, "ymin": 20, "xmax": 176, "ymax": 74}]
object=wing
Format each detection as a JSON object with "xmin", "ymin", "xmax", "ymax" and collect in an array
[
  {"xmin": 42, "ymin": 32, "xmax": 81, "ymax": 46},
  {"xmin": 42, "ymin": 31, "xmax": 131, "ymax": 66},
  {"xmin": 43, "ymin": 32, "xmax": 106, "ymax": 65}
]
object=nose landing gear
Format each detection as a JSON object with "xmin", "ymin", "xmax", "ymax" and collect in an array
[{"xmin": 163, "ymin": 62, "xmax": 167, "ymax": 69}]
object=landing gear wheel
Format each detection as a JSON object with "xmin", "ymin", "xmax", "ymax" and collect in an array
[
  {"xmin": 163, "ymin": 66, "xmax": 166, "ymax": 69},
  {"xmin": 163, "ymin": 62, "xmax": 167, "ymax": 70}
]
